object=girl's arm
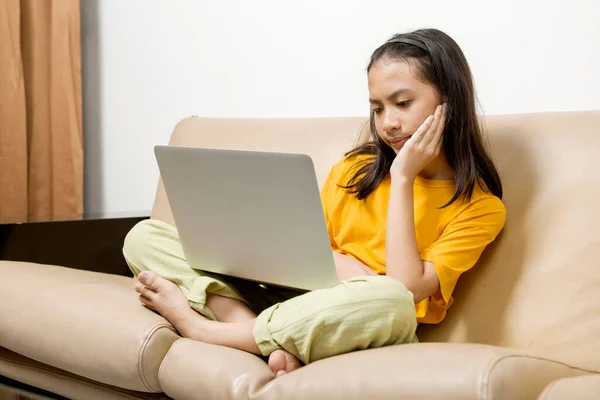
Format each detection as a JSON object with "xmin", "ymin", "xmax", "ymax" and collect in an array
[
  {"xmin": 385, "ymin": 177, "xmax": 439, "ymax": 302},
  {"xmin": 386, "ymin": 103, "xmax": 446, "ymax": 302}
]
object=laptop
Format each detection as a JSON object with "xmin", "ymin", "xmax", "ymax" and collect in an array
[{"xmin": 154, "ymin": 145, "xmax": 339, "ymax": 292}]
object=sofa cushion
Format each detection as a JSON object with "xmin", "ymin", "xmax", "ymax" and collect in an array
[
  {"xmin": 159, "ymin": 340, "xmax": 588, "ymax": 400},
  {"xmin": 0, "ymin": 261, "xmax": 179, "ymax": 392},
  {"xmin": 539, "ymin": 374, "xmax": 600, "ymax": 400},
  {"xmin": 158, "ymin": 338, "xmax": 274, "ymax": 400}
]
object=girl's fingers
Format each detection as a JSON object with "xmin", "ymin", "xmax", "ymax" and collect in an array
[
  {"xmin": 431, "ymin": 103, "xmax": 447, "ymax": 150},
  {"xmin": 412, "ymin": 114, "xmax": 435, "ymax": 146},
  {"xmin": 422, "ymin": 104, "xmax": 443, "ymax": 147}
]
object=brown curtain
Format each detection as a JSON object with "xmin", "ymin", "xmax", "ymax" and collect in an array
[{"xmin": 0, "ymin": 0, "xmax": 83, "ymax": 224}]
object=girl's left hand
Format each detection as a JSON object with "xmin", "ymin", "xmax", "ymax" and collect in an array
[{"xmin": 390, "ymin": 103, "xmax": 447, "ymax": 180}]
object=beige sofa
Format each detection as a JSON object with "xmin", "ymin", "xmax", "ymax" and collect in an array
[{"xmin": 1, "ymin": 112, "xmax": 599, "ymax": 400}]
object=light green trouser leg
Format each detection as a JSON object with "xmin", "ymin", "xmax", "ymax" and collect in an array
[
  {"xmin": 124, "ymin": 219, "xmax": 418, "ymax": 365},
  {"xmin": 253, "ymin": 276, "xmax": 419, "ymax": 365},
  {"xmin": 122, "ymin": 219, "xmax": 246, "ymax": 320}
]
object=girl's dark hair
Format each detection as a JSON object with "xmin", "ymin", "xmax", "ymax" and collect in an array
[{"xmin": 343, "ymin": 28, "xmax": 502, "ymax": 206}]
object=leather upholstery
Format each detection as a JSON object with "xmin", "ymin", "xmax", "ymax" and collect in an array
[
  {"xmin": 538, "ymin": 374, "xmax": 600, "ymax": 400},
  {"xmin": 418, "ymin": 111, "xmax": 600, "ymax": 373},
  {"xmin": 0, "ymin": 261, "xmax": 179, "ymax": 392},
  {"xmin": 1, "ymin": 111, "xmax": 599, "ymax": 399},
  {"xmin": 159, "ymin": 340, "xmax": 588, "ymax": 400},
  {"xmin": 0, "ymin": 346, "xmax": 168, "ymax": 400}
]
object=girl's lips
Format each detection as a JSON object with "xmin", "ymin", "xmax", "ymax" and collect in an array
[{"xmin": 389, "ymin": 136, "xmax": 411, "ymax": 145}]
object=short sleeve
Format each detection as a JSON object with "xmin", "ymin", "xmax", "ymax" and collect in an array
[{"xmin": 420, "ymin": 196, "xmax": 506, "ymax": 307}]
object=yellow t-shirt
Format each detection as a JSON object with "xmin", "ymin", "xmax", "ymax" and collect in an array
[{"xmin": 320, "ymin": 155, "xmax": 506, "ymax": 324}]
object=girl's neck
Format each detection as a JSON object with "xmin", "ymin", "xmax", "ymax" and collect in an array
[{"xmin": 418, "ymin": 152, "xmax": 455, "ymax": 181}]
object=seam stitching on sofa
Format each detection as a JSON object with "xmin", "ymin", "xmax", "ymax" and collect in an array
[
  {"xmin": 138, "ymin": 324, "xmax": 178, "ymax": 392},
  {"xmin": 478, "ymin": 353, "xmax": 501, "ymax": 400},
  {"xmin": 479, "ymin": 353, "xmax": 597, "ymax": 400},
  {"xmin": 0, "ymin": 354, "xmax": 158, "ymax": 400}
]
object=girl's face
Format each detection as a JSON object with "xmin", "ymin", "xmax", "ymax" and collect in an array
[{"xmin": 368, "ymin": 59, "xmax": 443, "ymax": 154}]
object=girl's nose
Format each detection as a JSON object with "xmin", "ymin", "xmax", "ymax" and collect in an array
[{"xmin": 382, "ymin": 111, "xmax": 401, "ymax": 133}]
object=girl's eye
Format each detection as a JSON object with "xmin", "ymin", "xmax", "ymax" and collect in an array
[
  {"xmin": 397, "ymin": 100, "xmax": 412, "ymax": 107},
  {"xmin": 372, "ymin": 107, "xmax": 383, "ymax": 114}
]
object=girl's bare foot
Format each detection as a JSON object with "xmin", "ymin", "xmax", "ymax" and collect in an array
[
  {"xmin": 134, "ymin": 271, "xmax": 261, "ymax": 355},
  {"xmin": 135, "ymin": 271, "xmax": 207, "ymax": 336},
  {"xmin": 268, "ymin": 349, "xmax": 303, "ymax": 377}
]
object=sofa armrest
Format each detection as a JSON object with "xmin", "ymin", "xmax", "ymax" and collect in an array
[
  {"xmin": 159, "ymin": 340, "xmax": 588, "ymax": 400},
  {"xmin": 0, "ymin": 261, "xmax": 179, "ymax": 393},
  {"xmin": 539, "ymin": 374, "xmax": 600, "ymax": 400}
]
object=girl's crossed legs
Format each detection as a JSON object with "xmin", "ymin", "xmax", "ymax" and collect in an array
[
  {"xmin": 123, "ymin": 219, "xmax": 418, "ymax": 377},
  {"xmin": 133, "ymin": 271, "xmax": 301, "ymax": 376}
]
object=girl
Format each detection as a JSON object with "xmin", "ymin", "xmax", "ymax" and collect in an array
[{"xmin": 123, "ymin": 28, "xmax": 506, "ymax": 378}]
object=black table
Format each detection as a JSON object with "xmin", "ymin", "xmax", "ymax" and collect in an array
[{"xmin": 0, "ymin": 212, "xmax": 150, "ymax": 277}]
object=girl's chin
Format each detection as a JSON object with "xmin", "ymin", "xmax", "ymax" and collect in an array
[{"xmin": 387, "ymin": 142, "xmax": 402, "ymax": 154}]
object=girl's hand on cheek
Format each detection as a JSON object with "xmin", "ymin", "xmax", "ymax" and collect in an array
[{"xmin": 390, "ymin": 103, "xmax": 447, "ymax": 181}]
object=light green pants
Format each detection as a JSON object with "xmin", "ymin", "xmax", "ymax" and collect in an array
[{"xmin": 123, "ymin": 219, "xmax": 418, "ymax": 365}]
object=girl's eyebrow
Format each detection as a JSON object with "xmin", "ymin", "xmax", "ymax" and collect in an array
[{"xmin": 369, "ymin": 88, "xmax": 413, "ymax": 104}]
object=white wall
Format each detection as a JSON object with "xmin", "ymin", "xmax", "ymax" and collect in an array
[{"xmin": 81, "ymin": 0, "xmax": 600, "ymax": 216}]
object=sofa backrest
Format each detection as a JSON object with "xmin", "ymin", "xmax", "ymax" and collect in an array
[
  {"xmin": 152, "ymin": 111, "xmax": 600, "ymax": 372},
  {"xmin": 416, "ymin": 111, "xmax": 600, "ymax": 373}
]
